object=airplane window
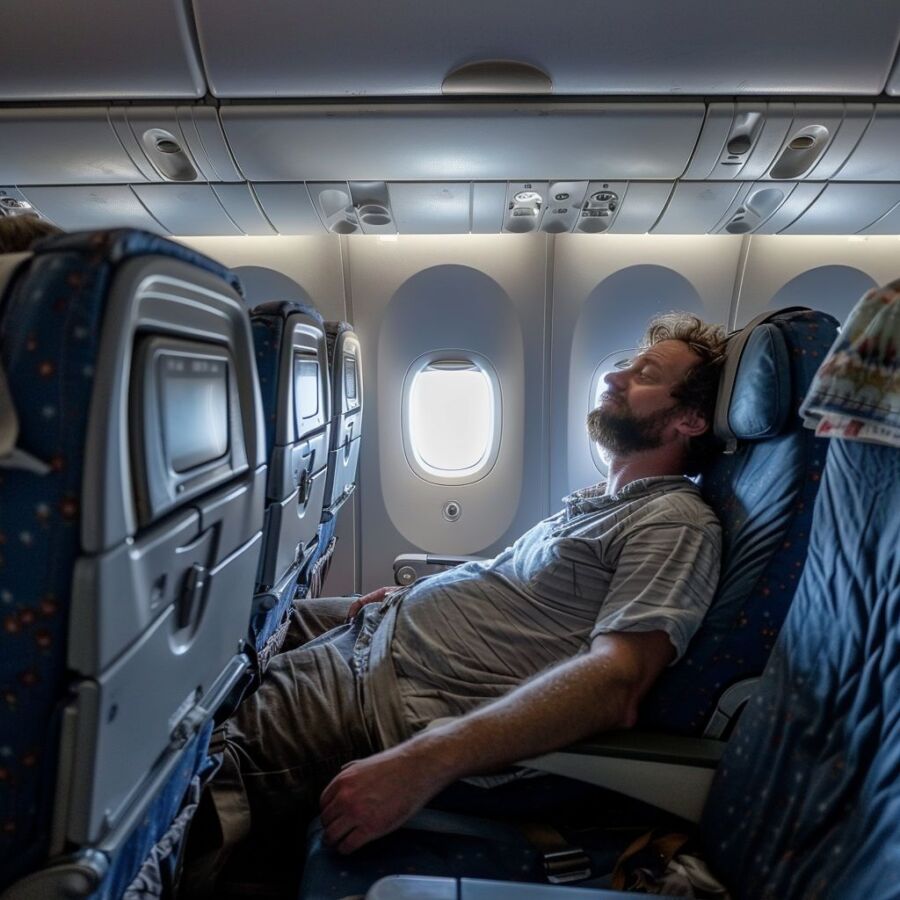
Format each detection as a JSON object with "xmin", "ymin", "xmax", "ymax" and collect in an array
[{"xmin": 403, "ymin": 354, "xmax": 500, "ymax": 484}]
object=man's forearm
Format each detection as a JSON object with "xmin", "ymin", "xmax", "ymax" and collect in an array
[
  {"xmin": 319, "ymin": 631, "xmax": 671, "ymax": 853},
  {"xmin": 400, "ymin": 645, "xmax": 639, "ymax": 791}
]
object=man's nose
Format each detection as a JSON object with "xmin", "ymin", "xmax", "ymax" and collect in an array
[{"xmin": 604, "ymin": 368, "xmax": 626, "ymax": 391}]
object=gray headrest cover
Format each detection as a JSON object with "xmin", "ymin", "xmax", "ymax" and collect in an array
[{"xmin": 715, "ymin": 321, "xmax": 792, "ymax": 446}]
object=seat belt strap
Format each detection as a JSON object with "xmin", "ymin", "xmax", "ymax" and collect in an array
[{"xmin": 517, "ymin": 821, "xmax": 593, "ymax": 884}]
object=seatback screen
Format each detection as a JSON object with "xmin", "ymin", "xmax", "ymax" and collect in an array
[
  {"xmin": 160, "ymin": 356, "xmax": 229, "ymax": 472},
  {"xmin": 344, "ymin": 354, "xmax": 359, "ymax": 402},
  {"xmin": 294, "ymin": 353, "xmax": 320, "ymax": 428}
]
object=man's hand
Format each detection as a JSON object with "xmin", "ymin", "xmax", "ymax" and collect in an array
[
  {"xmin": 345, "ymin": 585, "xmax": 399, "ymax": 621},
  {"xmin": 319, "ymin": 744, "xmax": 446, "ymax": 854}
]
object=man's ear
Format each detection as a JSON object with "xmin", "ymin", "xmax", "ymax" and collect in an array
[{"xmin": 674, "ymin": 408, "xmax": 709, "ymax": 438}]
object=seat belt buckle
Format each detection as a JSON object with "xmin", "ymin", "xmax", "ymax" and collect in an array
[{"xmin": 543, "ymin": 848, "xmax": 592, "ymax": 884}]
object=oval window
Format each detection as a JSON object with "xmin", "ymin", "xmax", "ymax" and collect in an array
[{"xmin": 403, "ymin": 352, "xmax": 501, "ymax": 484}]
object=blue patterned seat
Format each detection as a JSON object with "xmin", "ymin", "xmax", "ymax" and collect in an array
[
  {"xmin": 702, "ymin": 437, "xmax": 900, "ymax": 897},
  {"xmin": 0, "ymin": 229, "xmax": 266, "ymax": 896},
  {"xmin": 248, "ymin": 301, "xmax": 332, "ymax": 668},
  {"xmin": 640, "ymin": 308, "xmax": 839, "ymax": 735}
]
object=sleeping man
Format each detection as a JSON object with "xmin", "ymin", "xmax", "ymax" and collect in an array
[{"xmin": 182, "ymin": 311, "xmax": 727, "ymax": 894}]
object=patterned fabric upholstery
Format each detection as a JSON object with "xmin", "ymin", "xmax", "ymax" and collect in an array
[
  {"xmin": 0, "ymin": 230, "xmax": 236, "ymax": 892},
  {"xmin": 702, "ymin": 439, "xmax": 900, "ymax": 898},
  {"xmin": 640, "ymin": 309, "xmax": 839, "ymax": 734}
]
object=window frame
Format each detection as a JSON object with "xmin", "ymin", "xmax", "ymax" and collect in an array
[{"xmin": 401, "ymin": 349, "xmax": 502, "ymax": 486}]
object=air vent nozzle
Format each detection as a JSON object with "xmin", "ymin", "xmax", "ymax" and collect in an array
[
  {"xmin": 141, "ymin": 128, "xmax": 197, "ymax": 182},
  {"xmin": 770, "ymin": 126, "xmax": 830, "ymax": 180}
]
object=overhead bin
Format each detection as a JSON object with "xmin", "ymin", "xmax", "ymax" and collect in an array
[
  {"xmin": 1, "ymin": 0, "xmax": 205, "ymax": 100},
  {"xmin": 683, "ymin": 103, "xmax": 874, "ymax": 182},
  {"xmin": 193, "ymin": 0, "xmax": 900, "ymax": 97},
  {"xmin": 220, "ymin": 104, "xmax": 704, "ymax": 182}
]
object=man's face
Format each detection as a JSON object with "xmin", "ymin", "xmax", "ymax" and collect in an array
[{"xmin": 587, "ymin": 339, "xmax": 704, "ymax": 456}]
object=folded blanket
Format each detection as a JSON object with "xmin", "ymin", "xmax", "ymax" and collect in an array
[{"xmin": 801, "ymin": 279, "xmax": 900, "ymax": 448}]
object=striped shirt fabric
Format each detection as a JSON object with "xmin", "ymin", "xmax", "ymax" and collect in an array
[{"xmin": 363, "ymin": 476, "xmax": 721, "ymax": 747}]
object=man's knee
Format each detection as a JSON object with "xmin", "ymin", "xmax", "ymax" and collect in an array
[{"xmin": 284, "ymin": 596, "xmax": 356, "ymax": 648}]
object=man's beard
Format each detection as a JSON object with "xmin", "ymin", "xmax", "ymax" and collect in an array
[{"xmin": 587, "ymin": 402, "xmax": 679, "ymax": 456}]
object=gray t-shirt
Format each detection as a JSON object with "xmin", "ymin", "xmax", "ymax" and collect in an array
[{"xmin": 361, "ymin": 476, "xmax": 721, "ymax": 748}]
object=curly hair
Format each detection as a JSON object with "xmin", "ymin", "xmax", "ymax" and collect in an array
[
  {"xmin": 641, "ymin": 312, "xmax": 728, "ymax": 470},
  {"xmin": 0, "ymin": 214, "xmax": 62, "ymax": 254}
]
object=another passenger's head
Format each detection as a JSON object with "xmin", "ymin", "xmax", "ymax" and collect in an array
[
  {"xmin": 0, "ymin": 214, "xmax": 62, "ymax": 253},
  {"xmin": 588, "ymin": 312, "xmax": 727, "ymax": 474}
]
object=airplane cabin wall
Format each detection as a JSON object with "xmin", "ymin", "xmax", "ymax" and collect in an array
[
  {"xmin": 176, "ymin": 232, "xmax": 900, "ymax": 595},
  {"xmin": 346, "ymin": 235, "xmax": 551, "ymax": 591},
  {"xmin": 733, "ymin": 235, "xmax": 900, "ymax": 324}
]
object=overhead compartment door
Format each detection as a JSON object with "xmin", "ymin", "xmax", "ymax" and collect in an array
[
  {"xmin": 194, "ymin": 0, "xmax": 900, "ymax": 98},
  {"xmin": 0, "ymin": 0, "xmax": 205, "ymax": 100},
  {"xmin": 220, "ymin": 104, "xmax": 704, "ymax": 183}
]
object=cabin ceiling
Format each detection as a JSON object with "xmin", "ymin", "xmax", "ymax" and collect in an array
[{"xmin": 2, "ymin": 1, "xmax": 900, "ymax": 236}]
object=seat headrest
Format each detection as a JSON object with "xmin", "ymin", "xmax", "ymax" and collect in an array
[
  {"xmin": 324, "ymin": 321, "xmax": 355, "ymax": 365},
  {"xmin": 713, "ymin": 308, "xmax": 808, "ymax": 450},
  {"xmin": 251, "ymin": 299, "xmax": 324, "ymax": 327},
  {"xmin": 31, "ymin": 228, "xmax": 245, "ymax": 297}
]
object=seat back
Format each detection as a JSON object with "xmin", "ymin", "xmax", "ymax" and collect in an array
[
  {"xmin": 640, "ymin": 308, "xmax": 839, "ymax": 735},
  {"xmin": 249, "ymin": 301, "xmax": 331, "ymax": 653},
  {"xmin": 323, "ymin": 321, "xmax": 363, "ymax": 518},
  {"xmin": 704, "ymin": 284, "xmax": 900, "ymax": 898},
  {"xmin": 296, "ymin": 321, "xmax": 364, "ymax": 599},
  {"xmin": 702, "ymin": 436, "xmax": 900, "ymax": 898},
  {"xmin": 0, "ymin": 230, "xmax": 266, "ymax": 893}
]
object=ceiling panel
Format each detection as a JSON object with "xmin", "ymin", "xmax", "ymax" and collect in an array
[
  {"xmin": 833, "ymin": 106, "xmax": 900, "ymax": 181},
  {"xmin": 1, "ymin": 0, "xmax": 205, "ymax": 100},
  {"xmin": 887, "ymin": 47, "xmax": 900, "ymax": 95},
  {"xmin": 781, "ymin": 183, "xmax": 900, "ymax": 234},
  {"xmin": 131, "ymin": 185, "xmax": 242, "ymax": 236},
  {"xmin": 221, "ymin": 104, "xmax": 703, "ymax": 182},
  {"xmin": 0, "ymin": 110, "xmax": 147, "ymax": 185},
  {"xmin": 20, "ymin": 186, "xmax": 167, "ymax": 232},
  {"xmin": 194, "ymin": 0, "xmax": 900, "ymax": 98}
]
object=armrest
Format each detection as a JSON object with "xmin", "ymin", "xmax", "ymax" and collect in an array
[
  {"xmin": 368, "ymin": 875, "xmax": 673, "ymax": 899},
  {"xmin": 393, "ymin": 553, "xmax": 487, "ymax": 586},
  {"xmin": 520, "ymin": 731, "xmax": 726, "ymax": 824}
]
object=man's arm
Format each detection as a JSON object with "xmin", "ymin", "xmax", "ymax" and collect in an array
[{"xmin": 319, "ymin": 628, "xmax": 674, "ymax": 853}]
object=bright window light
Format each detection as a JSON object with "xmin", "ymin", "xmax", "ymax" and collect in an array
[{"xmin": 403, "ymin": 354, "xmax": 501, "ymax": 484}]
